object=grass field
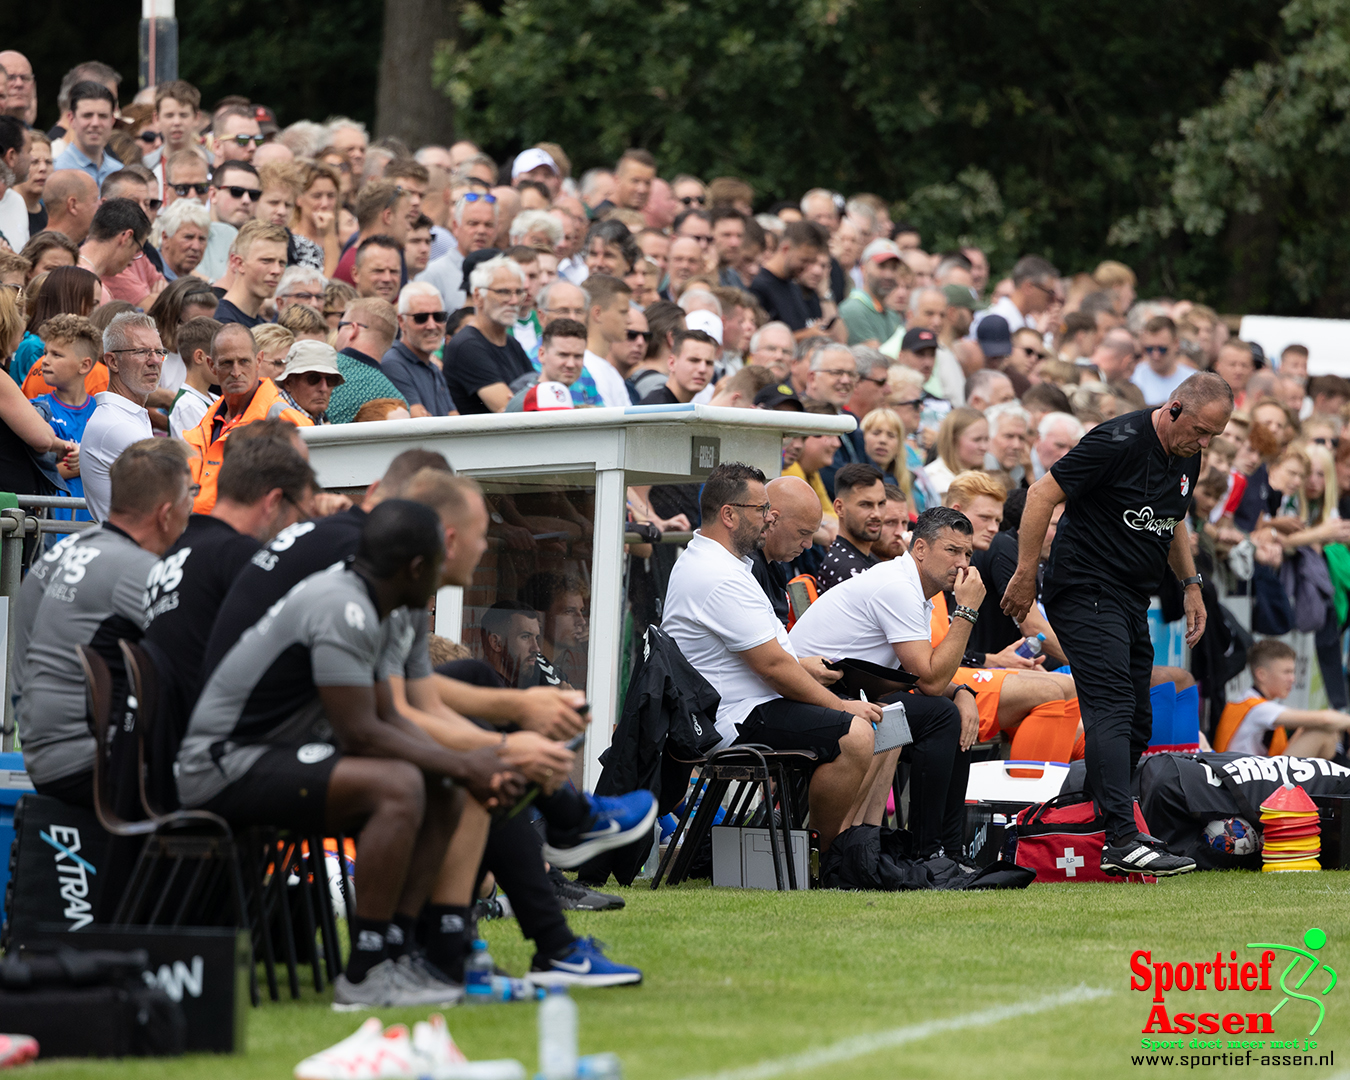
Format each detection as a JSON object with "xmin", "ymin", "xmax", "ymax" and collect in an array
[{"xmin": 22, "ymin": 872, "xmax": 1350, "ymax": 1080}]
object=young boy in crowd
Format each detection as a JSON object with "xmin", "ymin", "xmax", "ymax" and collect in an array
[
  {"xmin": 1215, "ymin": 639, "xmax": 1350, "ymax": 760},
  {"xmin": 30, "ymin": 314, "xmax": 100, "ymax": 526},
  {"xmin": 169, "ymin": 316, "xmax": 223, "ymax": 439}
]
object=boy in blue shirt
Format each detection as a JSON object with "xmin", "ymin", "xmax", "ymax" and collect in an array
[{"xmin": 30, "ymin": 314, "xmax": 101, "ymax": 525}]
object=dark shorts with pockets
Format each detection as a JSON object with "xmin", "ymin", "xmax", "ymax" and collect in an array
[
  {"xmin": 199, "ymin": 742, "xmax": 342, "ymax": 834},
  {"xmin": 734, "ymin": 697, "xmax": 854, "ymax": 764}
]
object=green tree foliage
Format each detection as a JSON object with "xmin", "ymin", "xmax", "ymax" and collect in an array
[
  {"xmin": 444, "ymin": 0, "xmax": 1279, "ymax": 285},
  {"xmin": 176, "ymin": 0, "xmax": 381, "ymax": 128},
  {"xmin": 1113, "ymin": 0, "xmax": 1350, "ymax": 315}
]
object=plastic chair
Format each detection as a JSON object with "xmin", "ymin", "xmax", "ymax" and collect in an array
[
  {"xmin": 651, "ymin": 744, "xmax": 817, "ymax": 890},
  {"xmin": 77, "ymin": 646, "xmax": 250, "ymax": 974}
]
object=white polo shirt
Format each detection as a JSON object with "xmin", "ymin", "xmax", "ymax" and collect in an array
[
  {"xmin": 788, "ymin": 553, "xmax": 933, "ymax": 668},
  {"xmin": 584, "ymin": 350, "xmax": 631, "ymax": 408},
  {"xmin": 1225, "ymin": 688, "xmax": 1288, "ymax": 757},
  {"xmin": 81, "ymin": 392, "xmax": 153, "ymax": 522},
  {"xmin": 661, "ymin": 532, "xmax": 797, "ymax": 748}
]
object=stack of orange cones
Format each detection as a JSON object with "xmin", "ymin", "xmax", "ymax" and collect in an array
[{"xmin": 1259, "ymin": 783, "xmax": 1321, "ymax": 872}]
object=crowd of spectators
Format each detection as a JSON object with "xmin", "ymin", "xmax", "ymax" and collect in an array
[{"xmin": 0, "ymin": 54, "xmax": 1348, "ymax": 972}]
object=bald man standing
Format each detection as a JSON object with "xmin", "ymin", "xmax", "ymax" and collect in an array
[
  {"xmin": 749, "ymin": 475, "xmax": 825, "ymax": 625},
  {"xmin": 44, "ymin": 170, "xmax": 99, "ymax": 244}
]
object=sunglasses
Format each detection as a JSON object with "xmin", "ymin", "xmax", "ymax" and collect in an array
[
  {"xmin": 626, "ymin": 329, "xmax": 652, "ymax": 341},
  {"xmin": 136, "ymin": 131, "xmax": 161, "ymax": 145},
  {"xmin": 229, "ymin": 134, "xmax": 267, "ymax": 147},
  {"xmin": 1142, "ymin": 344, "xmax": 1170, "ymax": 356},
  {"xmin": 462, "ymin": 192, "xmax": 497, "ymax": 205},
  {"xmin": 295, "ymin": 371, "xmax": 342, "ymax": 387},
  {"xmin": 891, "ymin": 397, "xmax": 924, "ymax": 408},
  {"xmin": 408, "ymin": 310, "xmax": 448, "ymax": 325},
  {"xmin": 678, "ymin": 195, "xmax": 706, "ymax": 206},
  {"xmin": 172, "ymin": 182, "xmax": 210, "ymax": 197},
  {"xmin": 218, "ymin": 185, "xmax": 262, "ymax": 201}
]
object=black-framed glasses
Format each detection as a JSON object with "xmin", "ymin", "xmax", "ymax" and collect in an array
[
  {"xmin": 218, "ymin": 185, "xmax": 262, "ymax": 201},
  {"xmin": 409, "ymin": 310, "xmax": 448, "ymax": 324},
  {"xmin": 728, "ymin": 501, "xmax": 772, "ymax": 518},
  {"xmin": 110, "ymin": 347, "xmax": 168, "ymax": 360},
  {"xmin": 626, "ymin": 329, "xmax": 652, "ymax": 341},
  {"xmin": 229, "ymin": 134, "xmax": 266, "ymax": 147},
  {"xmin": 817, "ymin": 367, "xmax": 858, "ymax": 381},
  {"xmin": 679, "ymin": 196, "xmax": 706, "ymax": 206},
  {"xmin": 860, "ymin": 374, "xmax": 887, "ymax": 387},
  {"xmin": 173, "ymin": 182, "xmax": 210, "ymax": 197},
  {"xmin": 462, "ymin": 192, "xmax": 497, "ymax": 205}
]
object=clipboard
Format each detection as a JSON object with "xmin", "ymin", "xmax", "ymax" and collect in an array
[{"xmin": 824, "ymin": 656, "xmax": 918, "ymax": 702}]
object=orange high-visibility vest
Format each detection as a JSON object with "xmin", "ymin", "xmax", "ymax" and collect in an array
[{"xmin": 1214, "ymin": 695, "xmax": 1289, "ymax": 756}]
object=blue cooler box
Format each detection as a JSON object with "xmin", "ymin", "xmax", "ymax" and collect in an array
[{"xmin": 0, "ymin": 751, "xmax": 34, "ymax": 927}]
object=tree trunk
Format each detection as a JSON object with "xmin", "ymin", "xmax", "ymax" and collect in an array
[{"xmin": 376, "ymin": 0, "xmax": 457, "ymax": 147}]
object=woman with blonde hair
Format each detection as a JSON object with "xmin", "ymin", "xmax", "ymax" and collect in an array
[
  {"xmin": 859, "ymin": 407, "xmax": 912, "ymax": 497},
  {"xmin": 292, "ymin": 161, "xmax": 343, "ymax": 276},
  {"xmin": 925, "ymin": 407, "xmax": 989, "ymax": 498}
]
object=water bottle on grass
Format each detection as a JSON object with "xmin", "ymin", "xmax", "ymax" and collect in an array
[{"xmin": 539, "ymin": 987, "xmax": 578, "ymax": 1080}]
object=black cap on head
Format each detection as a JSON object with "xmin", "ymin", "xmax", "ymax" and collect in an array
[
  {"xmin": 975, "ymin": 315, "xmax": 1012, "ymax": 359},
  {"xmin": 901, "ymin": 327, "xmax": 938, "ymax": 353},
  {"xmin": 753, "ymin": 382, "xmax": 805, "ymax": 411}
]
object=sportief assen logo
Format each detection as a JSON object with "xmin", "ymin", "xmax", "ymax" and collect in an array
[{"xmin": 1130, "ymin": 929, "xmax": 1337, "ymax": 1062}]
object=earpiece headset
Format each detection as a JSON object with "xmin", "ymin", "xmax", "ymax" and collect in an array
[{"xmin": 1170, "ymin": 403, "xmax": 1183, "ymax": 421}]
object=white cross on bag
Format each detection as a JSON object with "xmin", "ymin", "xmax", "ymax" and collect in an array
[{"xmin": 1056, "ymin": 847, "xmax": 1086, "ymax": 877}]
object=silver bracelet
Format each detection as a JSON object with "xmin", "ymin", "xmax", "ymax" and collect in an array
[{"xmin": 953, "ymin": 605, "xmax": 979, "ymax": 625}]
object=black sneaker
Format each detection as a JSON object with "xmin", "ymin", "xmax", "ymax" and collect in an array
[
  {"xmin": 548, "ymin": 866, "xmax": 625, "ymax": 910},
  {"xmin": 1100, "ymin": 834, "xmax": 1196, "ymax": 877}
]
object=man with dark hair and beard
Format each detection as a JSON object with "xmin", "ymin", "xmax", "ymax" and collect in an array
[{"xmin": 660, "ymin": 462, "xmax": 883, "ymax": 851}]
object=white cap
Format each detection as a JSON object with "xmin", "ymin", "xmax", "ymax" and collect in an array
[
  {"xmin": 685, "ymin": 309, "xmax": 723, "ymax": 345},
  {"xmin": 511, "ymin": 148, "xmax": 559, "ymax": 182}
]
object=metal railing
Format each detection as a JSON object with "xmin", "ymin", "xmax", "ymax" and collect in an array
[{"xmin": 1, "ymin": 496, "xmax": 94, "ymax": 752}]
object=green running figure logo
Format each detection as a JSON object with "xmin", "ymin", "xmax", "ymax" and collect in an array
[{"xmin": 1246, "ymin": 929, "xmax": 1338, "ymax": 1036}]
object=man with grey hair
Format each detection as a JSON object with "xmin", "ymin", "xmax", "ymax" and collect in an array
[
  {"xmin": 155, "ymin": 197, "xmax": 212, "ymax": 280},
  {"xmin": 383, "ymin": 281, "xmax": 455, "ymax": 416},
  {"xmin": 509, "ymin": 209, "xmax": 562, "ymax": 250},
  {"xmin": 1084, "ymin": 327, "xmax": 1139, "ymax": 384},
  {"xmin": 802, "ymin": 344, "xmax": 859, "ymax": 412},
  {"xmin": 965, "ymin": 370, "xmax": 1014, "ymax": 413},
  {"xmin": 324, "ymin": 117, "xmax": 368, "ymax": 175},
  {"xmin": 444, "ymin": 255, "xmax": 533, "ymax": 414},
  {"xmin": 274, "ymin": 264, "xmax": 328, "ymax": 315},
  {"xmin": 845, "ymin": 346, "xmax": 889, "ymax": 421},
  {"xmin": 748, "ymin": 321, "xmax": 795, "ymax": 374},
  {"xmin": 537, "ymin": 279, "xmax": 589, "ymax": 326},
  {"xmin": 417, "ymin": 191, "xmax": 498, "ymax": 312},
  {"xmin": 1031, "ymin": 411, "xmax": 1085, "ymax": 481},
  {"xmin": 81, "ymin": 313, "xmax": 165, "ymax": 520},
  {"xmin": 984, "ymin": 400, "xmax": 1032, "ymax": 483}
]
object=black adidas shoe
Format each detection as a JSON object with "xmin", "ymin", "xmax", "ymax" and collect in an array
[{"xmin": 1100, "ymin": 834, "xmax": 1196, "ymax": 877}]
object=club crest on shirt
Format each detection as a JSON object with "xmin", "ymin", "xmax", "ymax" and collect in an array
[{"xmin": 1180, "ymin": 475, "xmax": 1190, "ymax": 497}]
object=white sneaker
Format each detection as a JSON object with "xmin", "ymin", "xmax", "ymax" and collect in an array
[
  {"xmin": 411, "ymin": 1013, "xmax": 526, "ymax": 1080},
  {"xmin": 294, "ymin": 1018, "xmax": 419, "ymax": 1079}
]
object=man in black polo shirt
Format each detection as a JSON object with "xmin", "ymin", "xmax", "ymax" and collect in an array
[
  {"xmin": 1003, "ymin": 372, "xmax": 1233, "ymax": 877},
  {"xmin": 817, "ymin": 463, "xmax": 885, "ymax": 591},
  {"xmin": 749, "ymin": 220, "xmax": 827, "ymax": 336},
  {"xmin": 443, "ymin": 255, "xmax": 534, "ymax": 414},
  {"xmin": 142, "ymin": 427, "xmax": 316, "ymax": 788}
]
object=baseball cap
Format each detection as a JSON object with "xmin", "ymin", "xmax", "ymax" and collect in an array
[
  {"xmin": 461, "ymin": 247, "xmax": 502, "ymax": 284},
  {"xmin": 901, "ymin": 327, "xmax": 938, "ymax": 353},
  {"xmin": 253, "ymin": 105, "xmax": 279, "ymax": 136},
  {"xmin": 975, "ymin": 315, "xmax": 1013, "ymax": 359},
  {"xmin": 861, "ymin": 239, "xmax": 903, "ymax": 265},
  {"xmin": 279, "ymin": 340, "xmax": 344, "ymax": 384},
  {"xmin": 511, "ymin": 148, "xmax": 559, "ymax": 182},
  {"xmin": 685, "ymin": 309, "xmax": 724, "ymax": 345},
  {"xmin": 522, "ymin": 381, "xmax": 575, "ymax": 411},
  {"xmin": 753, "ymin": 382, "xmax": 805, "ymax": 411},
  {"xmin": 942, "ymin": 284, "xmax": 978, "ymax": 310}
]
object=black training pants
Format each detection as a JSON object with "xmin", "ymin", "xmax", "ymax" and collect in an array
[
  {"xmin": 898, "ymin": 692, "xmax": 970, "ymax": 859},
  {"xmin": 477, "ymin": 812, "xmax": 574, "ymax": 959},
  {"xmin": 1046, "ymin": 583, "xmax": 1153, "ymax": 844}
]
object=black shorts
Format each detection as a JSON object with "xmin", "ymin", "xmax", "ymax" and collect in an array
[
  {"xmin": 734, "ymin": 698, "xmax": 855, "ymax": 764},
  {"xmin": 199, "ymin": 743, "xmax": 342, "ymax": 834}
]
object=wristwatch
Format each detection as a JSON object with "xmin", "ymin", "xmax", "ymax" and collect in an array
[{"xmin": 1182, "ymin": 574, "xmax": 1203, "ymax": 590}]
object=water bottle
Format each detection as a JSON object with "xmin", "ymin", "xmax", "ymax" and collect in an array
[
  {"xmin": 465, "ymin": 938, "xmax": 495, "ymax": 999},
  {"xmin": 577, "ymin": 1053, "xmax": 623, "ymax": 1079},
  {"xmin": 539, "ymin": 987, "xmax": 579, "ymax": 1080},
  {"xmin": 1015, "ymin": 633, "xmax": 1046, "ymax": 660}
]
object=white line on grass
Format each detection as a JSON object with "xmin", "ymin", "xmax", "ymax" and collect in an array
[{"xmin": 677, "ymin": 985, "xmax": 1113, "ymax": 1080}]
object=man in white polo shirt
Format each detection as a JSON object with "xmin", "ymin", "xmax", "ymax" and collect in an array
[
  {"xmin": 789, "ymin": 506, "xmax": 983, "ymax": 859},
  {"xmin": 81, "ymin": 312, "xmax": 164, "ymax": 521},
  {"xmin": 661, "ymin": 462, "xmax": 883, "ymax": 851}
]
